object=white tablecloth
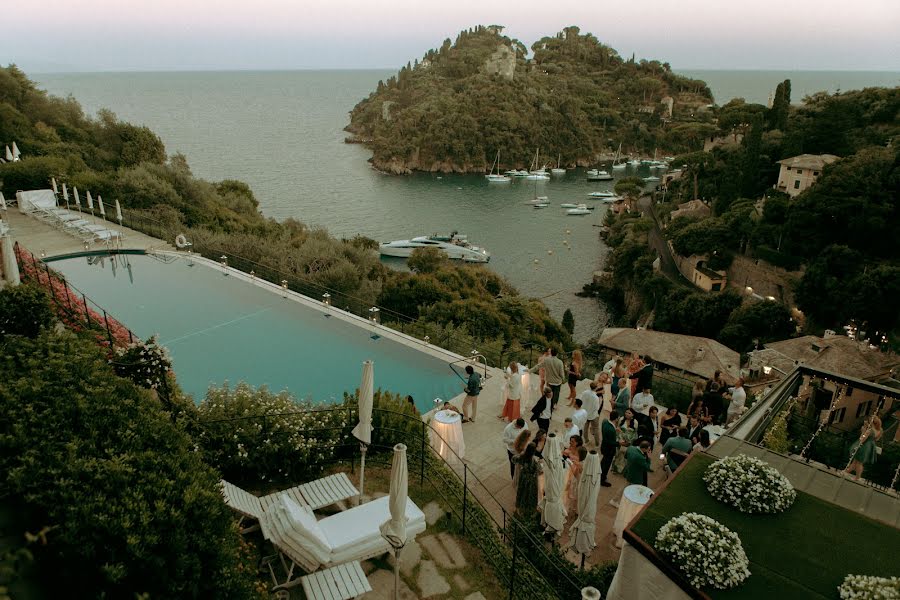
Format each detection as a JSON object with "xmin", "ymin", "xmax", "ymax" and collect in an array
[
  {"xmin": 430, "ymin": 410, "xmax": 465, "ymax": 462},
  {"xmin": 613, "ymin": 484, "xmax": 653, "ymax": 547},
  {"xmin": 703, "ymin": 424, "xmax": 726, "ymax": 443}
]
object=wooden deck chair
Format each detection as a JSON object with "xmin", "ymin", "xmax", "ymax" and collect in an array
[{"xmin": 299, "ymin": 561, "xmax": 372, "ymax": 600}]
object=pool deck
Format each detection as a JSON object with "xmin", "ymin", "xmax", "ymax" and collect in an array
[{"xmin": 2, "ymin": 209, "xmax": 173, "ymax": 259}]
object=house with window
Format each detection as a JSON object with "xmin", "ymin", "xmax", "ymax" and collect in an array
[{"xmin": 775, "ymin": 153, "xmax": 840, "ymax": 197}]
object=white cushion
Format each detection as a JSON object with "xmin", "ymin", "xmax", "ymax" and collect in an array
[
  {"xmin": 319, "ymin": 496, "xmax": 426, "ymax": 556},
  {"xmin": 277, "ymin": 496, "xmax": 331, "ymax": 554}
]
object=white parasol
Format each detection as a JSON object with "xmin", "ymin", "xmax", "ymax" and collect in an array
[
  {"xmin": 62, "ymin": 183, "xmax": 70, "ymax": 210},
  {"xmin": 380, "ymin": 443, "xmax": 409, "ymax": 600},
  {"xmin": 51, "ymin": 177, "xmax": 58, "ymax": 194},
  {"xmin": 4, "ymin": 146, "xmax": 11, "ymax": 161},
  {"xmin": 351, "ymin": 360, "xmax": 374, "ymax": 504},
  {"xmin": 11, "ymin": 141, "xmax": 20, "ymax": 161},
  {"xmin": 115, "ymin": 198, "xmax": 122, "ymax": 224},
  {"xmin": 567, "ymin": 450, "xmax": 602, "ymax": 564},
  {"xmin": 73, "ymin": 186, "xmax": 81, "ymax": 212},
  {"xmin": 98, "ymin": 195, "xmax": 106, "ymax": 219},
  {"xmin": 539, "ymin": 433, "xmax": 567, "ymax": 536}
]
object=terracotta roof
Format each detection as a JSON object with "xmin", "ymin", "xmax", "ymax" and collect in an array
[
  {"xmin": 777, "ymin": 154, "xmax": 840, "ymax": 170},
  {"xmin": 763, "ymin": 335, "xmax": 900, "ymax": 381},
  {"xmin": 598, "ymin": 327, "xmax": 740, "ymax": 381}
]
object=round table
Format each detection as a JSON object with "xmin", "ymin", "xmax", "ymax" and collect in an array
[
  {"xmin": 430, "ymin": 410, "xmax": 465, "ymax": 463},
  {"xmin": 703, "ymin": 424, "xmax": 726, "ymax": 443},
  {"xmin": 613, "ymin": 484, "xmax": 653, "ymax": 547}
]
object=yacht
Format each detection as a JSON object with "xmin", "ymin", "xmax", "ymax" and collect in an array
[
  {"xmin": 587, "ymin": 191, "xmax": 616, "ymax": 198},
  {"xmin": 628, "ymin": 158, "xmax": 641, "ymax": 166},
  {"xmin": 611, "ymin": 143, "xmax": 626, "ymax": 170},
  {"xmin": 486, "ymin": 151, "xmax": 511, "ymax": 182},
  {"xmin": 586, "ymin": 169, "xmax": 613, "ymax": 181},
  {"xmin": 551, "ymin": 154, "xmax": 566, "ymax": 175},
  {"xmin": 379, "ymin": 232, "xmax": 490, "ymax": 262},
  {"xmin": 566, "ymin": 204, "xmax": 592, "ymax": 215},
  {"xmin": 643, "ymin": 175, "xmax": 660, "ymax": 182}
]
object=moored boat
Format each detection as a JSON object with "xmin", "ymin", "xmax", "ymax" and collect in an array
[{"xmin": 380, "ymin": 232, "xmax": 490, "ymax": 262}]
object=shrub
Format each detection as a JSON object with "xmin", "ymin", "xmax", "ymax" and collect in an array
[
  {"xmin": 704, "ymin": 454, "xmax": 796, "ymax": 514},
  {"xmin": 655, "ymin": 512, "xmax": 750, "ymax": 590},
  {"xmin": 111, "ymin": 335, "xmax": 172, "ymax": 390},
  {"xmin": 0, "ymin": 283, "xmax": 54, "ymax": 338},
  {"xmin": 838, "ymin": 574, "xmax": 900, "ymax": 599}
]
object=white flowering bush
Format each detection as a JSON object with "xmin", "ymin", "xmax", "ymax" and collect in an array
[
  {"xmin": 197, "ymin": 382, "xmax": 351, "ymax": 486},
  {"xmin": 111, "ymin": 335, "xmax": 172, "ymax": 390},
  {"xmin": 655, "ymin": 512, "xmax": 750, "ymax": 590},
  {"xmin": 704, "ymin": 454, "xmax": 796, "ymax": 514},
  {"xmin": 839, "ymin": 575, "xmax": 900, "ymax": 599}
]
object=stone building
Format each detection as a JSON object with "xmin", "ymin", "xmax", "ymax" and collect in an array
[{"xmin": 775, "ymin": 154, "xmax": 840, "ymax": 197}]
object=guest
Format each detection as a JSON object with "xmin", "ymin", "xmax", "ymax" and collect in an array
[
  {"xmin": 726, "ymin": 378, "xmax": 746, "ymax": 425},
  {"xmin": 705, "ymin": 370, "xmax": 724, "ymax": 393},
  {"xmin": 406, "ymin": 395, "xmax": 417, "ymax": 413},
  {"xmin": 571, "ymin": 398, "xmax": 588, "ymax": 436},
  {"xmin": 613, "ymin": 408, "xmax": 639, "ymax": 473},
  {"xmin": 687, "ymin": 416, "xmax": 704, "ymax": 446},
  {"xmin": 693, "ymin": 429, "xmax": 712, "ymax": 452},
  {"xmin": 629, "ymin": 355, "xmax": 654, "ymax": 395},
  {"xmin": 563, "ymin": 434, "xmax": 584, "ymax": 461},
  {"xmin": 530, "ymin": 386, "xmax": 553, "ymax": 432},
  {"xmin": 615, "ymin": 377, "xmax": 631, "ymax": 416},
  {"xmin": 659, "ymin": 406, "xmax": 682, "ymax": 447},
  {"xmin": 499, "ymin": 361, "xmax": 523, "ymax": 422},
  {"xmin": 624, "ymin": 440, "xmax": 653, "ymax": 486},
  {"xmin": 567, "ymin": 446, "xmax": 588, "ymax": 513},
  {"xmin": 537, "ymin": 348, "xmax": 551, "ymax": 390},
  {"xmin": 563, "ymin": 417, "xmax": 580, "ymax": 443},
  {"xmin": 513, "ymin": 442, "xmax": 541, "ymax": 517},
  {"xmin": 686, "ymin": 397, "xmax": 709, "ymax": 424},
  {"xmin": 533, "ymin": 429, "xmax": 548, "ymax": 458},
  {"xmin": 566, "ymin": 349, "xmax": 584, "ymax": 406},
  {"xmin": 647, "ymin": 406, "xmax": 660, "ymax": 451},
  {"xmin": 691, "ymin": 379, "xmax": 705, "ymax": 404},
  {"xmin": 626, "ymin": 352, "xmax": 645, "ymax": 396},
  {"xmin": 845, "ymin": 416, "xmax": 882, "ymax": 480},
  {"xmin": 631, "ymin": 385, "xmax": 654, "ymax": 416},
  {"xmin": 502, "ymin": 418, "xmax": 527, "ymax": 479},
  {"xmin": 462, "ymin": 365, "xmax": 481, "ymax": 423},
  {"xmin": 512, "ymin": 429, "xmax": 532, "ymax": 458},
  {"xmin": 599, "ymin": 410, "xmax": 619, "ymax": 487},
  {"xmin": 530, "ymin": 348, "xmax": 565, "ymax": 410},
  {"xmin": 580, "ymin": 382, "xmax": 601, "ymax": 448},
  {"xmin": 441, "ymin": 401, "xmax": 462, "ymax": 414},
  {"xmin": 602, "ymin": 354, "xmax": 619, "ymax": 374},
  {"xmin": 704, "ymin": 381, "xmax": 725, "ymax": 425},
  {"xmin": 661, "ymin": 427, "xmax": 693, "ymax": 472}
]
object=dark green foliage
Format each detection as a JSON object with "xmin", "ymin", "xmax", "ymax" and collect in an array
[
  {"xmin": 0, "ymin": 283, "xmax": 54, "ymax": 338},
  {"xmin": 0, "ymin": 332, "xmax": 260, "ymax": 598},
  {"xmin": 768, "ymin": 79, "xmax": 791, "ymax": 131},
  {"xmin": 562, "ymin": 308, "xmax": 575, "ymax": 334},
  {"xmin": 407, "ymin": 246, "xmax": 447, "ymax": 273},
  {"xmin": 348, "ymin": 26, "xmax": 713, "ymax": 172},
  {"xmin": 718, "ymin": 300, "xmax": 795, "ymax": 352}
]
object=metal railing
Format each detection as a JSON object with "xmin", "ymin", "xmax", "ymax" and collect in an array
[{"xmin": 198, "ymin": 404, "xmax": 604, "ymax": 598}]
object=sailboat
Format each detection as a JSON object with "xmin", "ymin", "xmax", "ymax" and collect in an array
[
  {"xmin": 486, "ymin": 151, "xmax": 511, "ymax": 182},
  {"xmin": 611, "ymin": 143, "xmax": 626, "ymax": 170},
  {"xmin": 586, "ymin": 167, "xmax": 613, "ymax": 181},
  {"xmin": 551, "ymin": 154, "xmax": 566, "ymax": 175},
  {"xmin": 526, "ymin": 148, "xmax": 549, "ymax": 180}
]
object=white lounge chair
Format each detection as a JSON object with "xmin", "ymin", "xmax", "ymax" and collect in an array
[
  {"xmin": 299, "ymin": 561, "xmax": 372, "ymax": 600},
  {"xmin": 221, "ymin": 473, "xmax": 359, "ymax": 532},
  {"xmin": 264, "ymin": 494, "xmax": 426, "ymax": 589}
]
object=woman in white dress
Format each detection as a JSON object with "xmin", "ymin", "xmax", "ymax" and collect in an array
[{"xmin": 499, "ymin": 362, "xmax": 523, "ymax": 422}]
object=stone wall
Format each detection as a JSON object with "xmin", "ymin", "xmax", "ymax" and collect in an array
[{"xmin": 726, "ymin": 254, "xmax": 803, "ymax": 306}]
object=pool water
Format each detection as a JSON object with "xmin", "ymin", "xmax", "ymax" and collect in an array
[{"xmin": 49, "ymin": 253, "xmax": 464, "ymax": 412}]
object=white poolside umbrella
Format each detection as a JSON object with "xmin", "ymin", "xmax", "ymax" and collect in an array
[
  {"xmin": 0, "ymin": 192, "xmax": 6, "ymax": 211},
  {"xmin": 539, "ymin": 433, "xmax": 567, "ymax": 537},
  {"xmin": 98, "ymin": 195, "xmax": 106, "ymax": 219},
  {"xmin": 567, "ymin": 450, "xmax": 602, "ymax": 566},
  {"xmin": 380, "ymin": 443, "xmax": 409, "ymax": 600},
  {"xmin": 51, "ymin": 177, "xmax": 58, "ymax": 195},
  {"xmin": 86, "ymin": 190, "xmax": 94, "ymax": 210},
  {"xmin": 4, "ymin": 146, "xmax": 11, "ymax": 161},
  {"xmin": 62, "ymin": 183, "xmax": 70, "ymax": 210},
  {"xmin": 73, "ymin": 186, "xmax": 81, "ymax": 212},
  {"xmin": 352, "ymin": 360, "xmax": 374, "ymax": 505},
  {"xmin": 11, "ymin": 142, "xmax": 20, "ymax": 161},
  {"xmin": 114, "ymin": 198, "xmax": 122, "ymax": 224}
]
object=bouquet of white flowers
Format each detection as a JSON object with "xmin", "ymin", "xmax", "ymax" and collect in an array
[
  {"xmin": 704, "ymin": 454, "xmax": 796, "ymax": 514},
  {"xmin": 655, "ymin": 512, "xmax": 750, "ymax": 590},
  {"xmin": 839, "ymin": 574, "xmax": 900, "ymax": 599}
]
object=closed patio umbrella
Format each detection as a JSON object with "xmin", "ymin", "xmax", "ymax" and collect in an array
[
  {"xmin": 115, "ymin": 199, "xmax": 122, "ymax": 225},
  {"xmin": 539, "ymin": 432, "xmax": 567, "ymax": 536},
  {"xmin": 86, "ymin": 191, "xmax": 94, "ymax": 217},
  {"xmin": 98, "ymin": 195, "xmax": 106, "ymax": 219},
  {"xmin": 73, "ymin": 187, "xmax": 81, "ymax": 212},
  {"xmin": 11, "ymin": 142, "xmax": 20, "ymax": 161},
  {"xmin": 51, "ymin": 177, "xmax": 58, "ymax": 195},
  {"xmin": 380, "ymin": 443, "xmax": 409, "ymax": 600},
  {"xmin": 351, "ymin": 360, "xmax": 374, "ymax": 505},
  {"xmin": 4, "ymin": 146, "xmax": 11, "ymax": 162},
  {"xmin": 62, "ymin": 183, "xmax": 70, "ymax": 210},
  {"xmin": 0, "ymin": 192, "xmax": 6, "ymax": 211},
  {"xmin": 567, "ymin": 450, "xmax": 601, "ymax": 566}
]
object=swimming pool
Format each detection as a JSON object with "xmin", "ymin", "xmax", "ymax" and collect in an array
[{"xmin": 48, "ymin": 253, "xmax": 465, "ymax": 412}]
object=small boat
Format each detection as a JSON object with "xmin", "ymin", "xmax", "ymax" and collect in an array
[
  {"xmin": 551, "ymin": 154, "xmax": 566, "ymax": 175},
  {"xmin": 587, "ymin": 191, "xmax": 616, "ymax": 198},
  {"xmin": 486, "ymin": 151, "xmax": 511, "ymax": 182},
  {"xmin": 560, "ymin": 203, "xmax": 579, "ymax": 208},
  {"xmin": 643, "ymin": 175, "xmax": 660, "ymax": 182},
  {"xmin": 513, "ymin": 169, "xmax": 530, "ymax": 177},
  {"xmin": 566, "ymin": 204, "xmax": 592, "ymax": 215},
  {"xmin": 586, "ymin": 169, "xmax": 613, "ymax": 181},
  {"xmin": 611, "ymin": 143, "xmax": 626, "ymax": 170},
  {"xmin": 380, "ymin": 232, "xmax": 490, "ymax": 262},
  {"xmin": 628, "ymin": 158, "xmax": 641, "ymax": 166},
  {"xmin": 528, "ymin": 196, "xmax": 549, "ymax": 204},
  {"xmin": 525, "ymin": 173, "xmax": 550, "ymax": 180},
  {"xmin": 533, "ymin": 203, "xmax": 549, "ymax": 209},
  {"xmin": 612, "ymin": 162, "xmax": 626, "ymax": 170}
]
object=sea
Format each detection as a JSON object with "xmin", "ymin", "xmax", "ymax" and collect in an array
[{"xmin": 32, "ymin": 69, "xmax": 899, "ymax": 343}]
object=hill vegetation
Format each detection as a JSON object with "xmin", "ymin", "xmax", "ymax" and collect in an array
[{"xmin": 346, "ymin": 25, "xmax": 714, "ymax": 174}]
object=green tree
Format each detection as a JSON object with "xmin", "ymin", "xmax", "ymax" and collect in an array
[
  {"xmin": 768, "ymin": 79, "xmax": 791, "ymax": 131},
  {"xmin": 739, "ymin": 114, "xmax": 764, "ymax": 198},
  {"xmin": 718, "ymin": 299, "xmax": 794, "ymax": 352},
  {"xmin": 562, "ymin": 308, "xmax": 575, "ymax": 334},
  {"xmin": 675, "ymin": 151, "xmax": 711, "ymax": 201},
  {"xmin": 407, "ymin": 246, "xmax": 447, "ymax": 273}
]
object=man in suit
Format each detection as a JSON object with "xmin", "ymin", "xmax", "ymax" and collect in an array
[
  {"xmin": 687, "ymin": 415, "xmax": 704, "ymax": 445},
  {"xmin": 530, "ymin": 386, "xmax": 553, "ymax": 432},
  {"xmin": 629, "ymin": 356, "xmax": 654, "ymax": 393},
  {"xmin": 600, "ymin": 409, "xmax": 619, "ymax": 487},
  {"xmin": 530, "ymin": 347, "xmax": 565, "ymax": 410},
  {"xmin": 624, "ymin": 440, "xmax": 653, "ymax": 486},
  {"xmin": 661, "ymin": 427, "xmax": 693, "ymax": 472}
]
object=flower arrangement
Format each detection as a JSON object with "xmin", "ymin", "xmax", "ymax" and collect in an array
[
  {"xmin": 704, "ymin": 454, "xmax": 796, "ymax": 514},
  {"xmin": 838, "ymin": 574, "xmax": 900, "ymax": 599},
  {"xmin": 655, "ymin": 512, "xmax": 750, "ymax": 590},
  {"xmin": 112, "ymin": 336, "xmax": 172, "ymax": 390}
]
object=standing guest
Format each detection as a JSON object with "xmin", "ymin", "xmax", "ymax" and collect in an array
[
  {"xmin": 462, "ymin": 365, "xmax": 481, "ymax": 423},
  {"xmin": 626, "ymin": 352, "xmax": 646, "ymax": 396},
  {"xmin": 705, "ymin": 371, "xmax": 723, "ymax": 393},
  {"xmin": 602, "ymin": 355, "xmax": 619, "ymax": 374},
  {"xmin": 530, "ymin": 348, "xmax": 565, "ymax": 410},
  {"xmin": 563, "ymin": 434, "xmax": 584, "ymax": 461},
  {"xmin": 566, "ymin": 349, "xmax": 584, "ymax": 406},
  {"xmin": 599, "ymin": 410, "xmax": 619, "ymax": 487},
  {"xmin": 661, "ymin": 427, "xmax": 693, "ymax": 472},
  {"xmin": 693, "ymin": 429, "xmax": 712, "ymax": 452},
  {"xmin": 686, "ymin": 397, "xmax": 709, "ymax": 424},
  {"xmin": 612, "ymin": 358, "xmax": 626, "ymax": 388},
  {"xmin": 499, "ymin": 362, "xmax": 523, "ymax": 422},
  {"xmin": 567, "ymin": 446, "xmax": 588, "ymax": 513},
  {"xmin": 845, "ymin": 416, "xmax": 882, "ymax": 480},
  {"xmin": 687, "ymin": 415, "xmax": 704, "ymax": 445},
  {"xmin": 614, "ymin": 409, "xmax": 639, "ymax": 473},
  {"xmin": 647, "ymin": 406, "xmax": 660, "ymax": 451},
  {"xmin": 691, "ymin": 380, "xmax": 705, "ymax": 405},
  {"xmin": 563, "ymin": 417, "xmax": 580, "ymax": 443},
  {"xmin": 705, "ymin": 381, "xmax": 725, "ymax": 425},
  {"xmin": 726, "ymin": 378, "xmax": 746, "ymax": 425},
  {"xmin": 659, "ymin": 406, "xmax": 682, "ymax": 447},
  {"xmin": 624, "ymin": 440, "xmax": 653, "ymax": 486},
  {"xmin": 571, "ymin": 398, "xmax": 588, "ymax": 436},
  {"xmin": 503, "ymin": 418, "xmax": 527, "ymax": 479},
  {"xmin": 629, "ymin": 355, "xmax": 654, "ymax": 395},
  {"xmin": 512, "ymin": 428, "xmax": 532, "ymax": 459},
  {"xmin": 533, "ymin": 429, "xmax": 548, "ymax": 458},
  {"xmin": 513, "ymin": 442, "xmax": 541, "ymax": 517},
  {"xmin": 530, "ymin": 386, "xmax": 553, "ymax": 432},
  {"xmin": 631, "ymin": 386, "xmax": 655, "ymax": 416},
  {"xmin": 580, "ymin": 382, "xmax": 601, "ymax": 447},
  {"xmin": 537, "ymin": 348, "xmax": 551, "ymax": 391},
  {"xmin": 615, "ymin": 377, "xmax": 631, "ymax": 416}
]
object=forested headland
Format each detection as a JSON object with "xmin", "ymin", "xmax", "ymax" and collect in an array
[{"xmin": 346, "ymin": 25, "xmax": 714, "ymax": 174}]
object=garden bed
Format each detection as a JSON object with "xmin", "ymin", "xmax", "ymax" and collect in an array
[{"xmin": 630, "ymin": 453, "xmax": 900, "ymax": 599}]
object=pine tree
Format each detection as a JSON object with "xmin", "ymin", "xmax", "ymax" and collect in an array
[
  {"xmin": 562, "ymin": 309, "xmax": 575, "ymax": 334},
  {"xmin": 740, "ymin": 114, "xmax": 764, "ymax": 198}
]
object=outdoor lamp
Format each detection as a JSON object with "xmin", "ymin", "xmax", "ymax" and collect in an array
[
  {"xmin": 424, "ymin": 335, "xmax": 430, "ymax": 345},
  {"xmin": 322, "ymin": 292, "xmax": 331, "ymax": 305},
  {"xmin": 249, "ymin": 270, "xmax": 255, "ymax": 278},
  {"xmin": 763, "ymin": 365, "xmax": 772, "ymax": 375},
  {"xmin": 368, "ymin": 306, "xmax": 380, "ymax": 324}
]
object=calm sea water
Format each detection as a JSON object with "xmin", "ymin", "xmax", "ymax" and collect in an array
[{"xmin": 32, "ymin": 69, "xmax": 898, "ymax": 342}]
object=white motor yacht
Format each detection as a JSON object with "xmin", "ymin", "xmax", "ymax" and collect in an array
[
  {"xmin": 566, "ymin": 204, "xmax": 592, "ymax": 215},
  {"xmin": 587, "ymin": 191, "xmax": 616, "ymax": 198},
  {"xmin": 643, "ymin": 175, "xmax": 660, "ymax": 182},
  {"xmin": 380, "ymin": 232, "xmax": 490, "ymax": 262},
  {"xmin": 586, "ymin": 169, "xmax": 613, "ymax": 181}
]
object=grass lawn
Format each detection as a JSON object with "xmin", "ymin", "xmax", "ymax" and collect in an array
[{"xmin": 630, "ymin": 453, "xmax": 900, "ymax": 599}]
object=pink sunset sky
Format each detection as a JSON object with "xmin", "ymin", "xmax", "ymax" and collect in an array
[{"xmin": 5, "ymin": 0, "xmax": 899, "ymax": 72}]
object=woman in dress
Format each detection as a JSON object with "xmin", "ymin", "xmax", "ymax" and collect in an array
[
  {"xmin": 514, "ymin": 442, "xmax": 541, "ymax": 518},
  {"xmin": 610, "ymin": 359, "xmax": 625, "ymax": 397},
  {"xmin": 626, "ymin": 353, "xmax": 645, "ymax": 396},
  {"xmin": 538, "ymin": 348, "xmax": 551, "ymax": 391},
  {"xmin": 512, "ymin": 429, "xmax": 532, "ymax": 459},
  {"xmin": 566, "ymin": 446, "xmax": 588, "ymax": 514},
  {"xmin": 687, "ymin": 397, "xmax": 709, "ymax": 423},
  {"xmin": 647, "ymin": 406, "xmax": 660, "ymax": 452},
  {"xmin": 845, "ymin": 416, "xmax": 882, "ymax": 480},
  {"xmin": 613, "ymin": 408, "xmax": 639, "ymax": 473},
  {"xmin": 499, "ymin": 361, "xmax": 523, "ymax": 422},
  {"xmin": 691, "ymin": 380, "xmax": 705, "ymax": 404},
  {"xmin": 659, "ymin": 406, "xmax": 682, "ymax": 447},
  {"xmin": 692, "ymin": 429, "xmax": 712, "ymax": 452},
  {"xmin": 566, "ymin": 349, "xmax": 584, "ymax": 406}
]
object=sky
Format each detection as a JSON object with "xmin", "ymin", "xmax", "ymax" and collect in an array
[{"xmin": 4, "ymin": 0, "xmax": 899, "ymax": 72}]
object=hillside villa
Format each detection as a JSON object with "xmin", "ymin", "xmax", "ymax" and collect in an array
[{"xmin": 775, "ymin": 153, "xmax": 840, "ymax": 197}]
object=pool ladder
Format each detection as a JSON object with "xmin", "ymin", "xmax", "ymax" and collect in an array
[{"xmin": 448, "ymin": 353, "xmax": 489, "ymax": 384}]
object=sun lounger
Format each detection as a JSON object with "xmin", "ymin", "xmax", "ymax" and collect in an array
[{"xmin": 299, "ymin": 561, "xmax": 372, "ymax": 600}]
